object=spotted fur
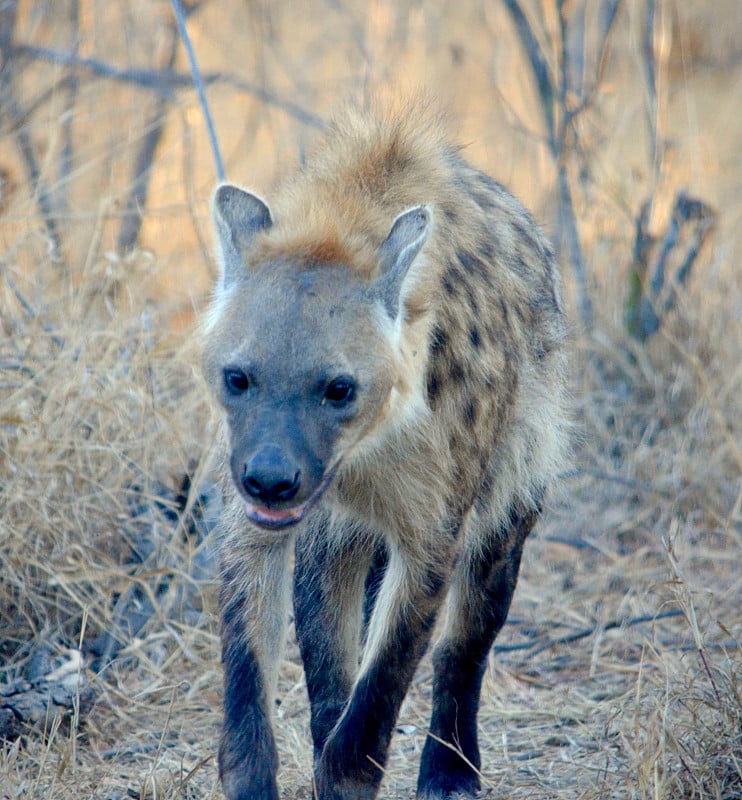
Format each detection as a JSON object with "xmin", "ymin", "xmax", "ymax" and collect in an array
[{"xmin": 202, "ymin": 101, "xmax": 569, "ymax": 800}]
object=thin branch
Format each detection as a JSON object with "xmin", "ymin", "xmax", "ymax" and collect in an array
[
  {"xmin": 658, "ymin": 194, "xmax": 716, "ymax": 314},
  {"xmin": 565, "ymin": 0, "xmax": 586, "ymax": 99},
  {"xmin": 3, "ymin": 275, "xmax": 65, "ymax": 349},
  {"xmin": 556, "ymin": 0, "xmax": 569, "ymax": 143},
  {"xmin": 117, "ymin": 20, "xmax": 179, "ymax": 253},
  {"xmin": 170, "ymin": 0, "xmax": 225, "ymax": 182},
  {"xmin": 596, "ymin": 0, "xmax": 623, "ymax": 81},
  {"xmin": 502, "ymin": 0, "xmax": 556, "ymax": 153},
  {"xmin": 560, "ymin": 465, "xmax": 671, "ymax": 497},
  {"xmin": 557, "ymin": 162, "xmax": 593, "ymax": 327},
  {"xmin": 14, "ymin": 116, "xmax": 65, "ymax": 264},
  {"xmin": 0, "ymin": 74, "xmax": 77, "ymax": 136},
  {"xmin": 563, "ymin": 0, "xmax": 623, "ymax": 131},
  {"xmin": 634, "ymin": 192, "xmax": 716, "ymax": 340},
  {"xmin": 58, "ymin": 0, "xmax": 80, "ymax": 214},
  {"xmin": 642, "ymin": 0, "xmax": 659, "ymax": 166},
  {"xmin": 493, "ymin": 609, "xmax": 684, "ymax": 655},
  {"xmin": 11, "ymin": 42, "xmax": 325, "ymax": 129},
  {"xmin": 1, "ymin": 7, "xmax": 67, "ymax": 267}
]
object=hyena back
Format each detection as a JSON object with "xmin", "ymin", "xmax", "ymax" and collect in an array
[{"xmin": 202, "ymin": 104, "xmax": 568, "ymax": 800}]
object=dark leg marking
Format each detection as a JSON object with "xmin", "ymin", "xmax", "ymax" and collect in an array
[
  {"xmin": 316, "ymin": 557, "xmax": 452, "ymax": 800},
  {"xmin": 294, "ymin": 517, "xmax": 372, "ymax": 764},
  {"xmin": 317, "ymin": 607, "xmax": 439, "ymax": 798},
  {"xmin": 219, "ymin": 590, "xmax": 279, "ymax": 800},
  {"xmin": 417, "ymin": 508, "xmax": 538, "ymax": 799}
]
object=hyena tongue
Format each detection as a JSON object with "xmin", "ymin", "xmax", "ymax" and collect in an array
[{"xmin": 244, "ymin": 501, "xmax": 308, "ymax": 530}]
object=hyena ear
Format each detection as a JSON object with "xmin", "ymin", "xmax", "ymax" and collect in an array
[
  {"xmin": 374, "ymin": 205, "xmax": 431, "ymax": 319},
  {"xmin": 212, "ymin": 184, "xmax": 272, "ymax": 290}
]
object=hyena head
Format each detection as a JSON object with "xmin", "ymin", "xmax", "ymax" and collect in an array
[{"xmin": 203, "ymin": 184, "xmax": 430, "ymax": 531}]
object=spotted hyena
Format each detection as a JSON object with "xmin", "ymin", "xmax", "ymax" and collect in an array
[{"xmin": 201, "ymin": 102, "xmax": 569, "ymax": 800}]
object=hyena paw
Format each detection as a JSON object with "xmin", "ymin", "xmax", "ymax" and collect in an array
[
  {"xmin": 315, "ymin": 737, "xmax": 382, "ymax": 800},
  {"xmin": 416, "ymin": 767, "xmax": 481, "ymax": 799},
  {"xmin": 314, "ymin": 774, "xmax": 380, "ymax": 800},
  {"xmin": 220, "ymin": 766, "xmax": 279, "ymax": 800},
  {"xmin": 416, "ymin": 786, "xmax": 480, "ymax": 800}
]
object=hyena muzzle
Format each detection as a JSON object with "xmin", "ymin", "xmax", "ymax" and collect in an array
[{"xmin": 201, "ymin": 104, "xmax": 569, "ymax": 800}]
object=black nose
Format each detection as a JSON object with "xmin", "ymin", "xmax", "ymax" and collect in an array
[{"xmin": 242, "ymin": 446, "xmax": 301, "ymax": 505}]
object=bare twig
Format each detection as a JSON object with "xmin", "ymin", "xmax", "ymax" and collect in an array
[
  {"xmin": 502, "ymin": 0, "xmax": 611, "ymax": 329},
  {"xmin": 560, "ymin": 465, "xmax": 671, "ymax": 497},
  {"xmin": 627, "ymin": 191, "xmax": 716, "ymax": 340},
  {"xmin": 116, "ymin": 20, "xmax": 179, "ymax": 253},
  {"xmin": 501, "ymin": 0, "xmax": 556, "ymax": 153},
  {"xmin": 14, "ymin": 122, "xmax": 65, "ymax": 263},
  {"xmin": 3, "ymin": 274, "xmax": 65, "ymax": 349},
  {"xmin": 0, "ymin": 0, "xmax": 19, "ymax": 91},
  {"xmin": 0, "ymin": 5, "xmax": 66, "ymax": 267},
  {"xmin": 493, "ymin": 609, "xmax": 684, "ymax": 655},
  {"xmin": 557, "ymin": 162, "xmax": 593, "ymax": 327},
  {"xmin": 170, "ymin": 0, "xmax": 225, "ymax": 182},
  {"xmin": 642, "ymin": 0, "xmax": 660, "ymax": 167},
  {"xmin": 11, "ymin": 41, "xmax": 325, "ymax": 129},
  {"xmin": 57, "ymin": 0, "xmax": 80, "ymax": 215},
  {"xmin": 663, "ymin": 530, "xmax": 722, "ymax": 705}
]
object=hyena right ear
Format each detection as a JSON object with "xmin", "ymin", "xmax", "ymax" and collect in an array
[
  {"xmin": 374, "ymin": 204, "xmax": 431, "ymax": 320},
  {"xmin": 212, "ymin": 184, "xmax": 273, "ymax": 291}
]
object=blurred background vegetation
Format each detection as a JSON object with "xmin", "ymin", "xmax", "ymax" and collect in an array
[{"xmin": 1, "ymin": 0, "xmax": 739, "ymax": 329}]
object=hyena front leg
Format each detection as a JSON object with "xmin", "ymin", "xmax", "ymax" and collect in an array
[
  {"xmin": 315, "ymin": 534, "xmax": 458, "ymax": 800},
  {"xmin": 416, "ymin": 506, "xmax": 539, "ymax": 799},
  {"xmin": 293, "ymin": 512, "xmax": 376, "ymax": 767},
  {"xmin": 218, "ymin": 518, "xmax": 294, "ymax": 800}
]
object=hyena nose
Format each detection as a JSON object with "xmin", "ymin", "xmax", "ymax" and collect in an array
[{"xmin": 242, "ymin": 446, "xmax": 302, "ymax": 505}]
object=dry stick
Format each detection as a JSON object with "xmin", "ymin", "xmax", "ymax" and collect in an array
[
  {"xmin": 557, "ymin": 0, "xmax": 621, "ymax": 331},
  {"xmin": 493, "ymin": 608, "xmax": 683, "ymax": 655},
  {"xmin": 58, "ymin": 0, "xmax": 79, "ymax": 217},
  {"xmin": 0, "ymin": 75, "xmax": 76, "ymax": 136},
  {"xmin": 556, "ymin": 163, "xmax": 593, "ymax": 328},
  {"xmin": 116, "ymin": 20, "xmax": 179, "ymax": 253},
  {"xmin": 0, "ymin": 24, "xmax": 66, "ymax": 267},
  {"xmin": 0, "ymin": 0, "xmax": 19, "ymax": 107},
  {"xmin": 642, "ymin": 0, "xmax": 659, "ymax": 166},
  {"xmin": 657, "ymin": 195, "xmax": 715, "ymax": 315},
  {"xmin": 4, "ymin": 274, "xmax": 65, "ymax": 349},
  {"xmin": 170, "ymin": 0, "xmax": 225, "ymax": 183},
  {"xmin": 12, "ymin": 42, "xmax": 325, "ymax": 130},
  {"xmin": 560, "ymin": 465, "xmax": 671, "ymax": 497},
  {"xmin": 635, "ymin": 193, "xmax": 716, "ymax": 340},
  {"xmin": 14, "ymin": 121, "xmax": 66, "ymax": 264},
  {"xmin": 501, "ymin": 0, "xmax": 556, "ymax": 151},
  {"xmin": 179, "ymin": 105, "xmax": 216, "ymax": 277},
  {"xmin": 502, "ymin": 0, "xmax": 595, "ymax": 329},
  {"xmin": 663, "ymin": 530, "xmax": 722, "ymax": 705},
  {"xmin": 0, "ymin": 4, "xmax": 65, "ymax": 266}
]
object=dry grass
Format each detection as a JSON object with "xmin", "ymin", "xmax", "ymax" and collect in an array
[
  {"xmin": 1, "ymin": 1, "xmax": 741, "ymax": 798},
  {"xmin": 2, "ymin": 249, "xmax": 738, "ymax": 800}
]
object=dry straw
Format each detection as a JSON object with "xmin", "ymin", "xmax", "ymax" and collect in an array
[{"xmin": 2, "ymin": 202, "xmax": 740, "ymax": 800}]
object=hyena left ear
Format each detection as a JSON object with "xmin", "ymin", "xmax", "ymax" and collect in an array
[
  {"xmin": 374, "ymin": 205, "xmax": 431, "ymax": 319},
  {"xmin": 212, "ymin": 184, "xmax": 273, "ymax": 291}
]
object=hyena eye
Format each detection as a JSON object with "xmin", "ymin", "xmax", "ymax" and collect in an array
[
  {"xmin": 323, "ymin": 377, "xmax": 356, "ymax": 407},
  {"xmin": 224, "ymin": 368, "xmax": 250, "ymax": 395}
]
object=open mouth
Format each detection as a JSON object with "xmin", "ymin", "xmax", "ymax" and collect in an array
[
  {"xmin": 243, "ymin": 501, "xmax": 313, "ymax": 529},
  {"xmin": 242, "ymin": 464, "xmax": 339, "ymax": 530}
]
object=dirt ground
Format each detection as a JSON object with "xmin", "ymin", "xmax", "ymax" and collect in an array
[{"xmin": 1, "ymin": 1, "xmax": 740, "ymax": 798}]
